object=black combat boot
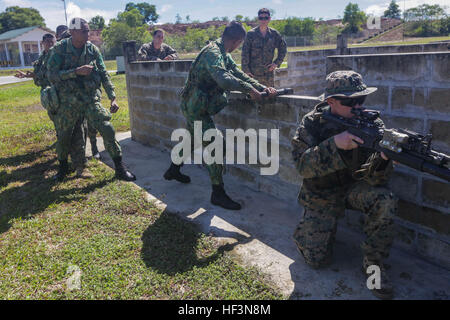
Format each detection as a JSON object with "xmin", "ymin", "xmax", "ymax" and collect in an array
[
  {"xmin": 211, "ymin": 184, "xmax": 241, "ymax": 210},
  {"xmin": 54, "ymin": 159, "xmax": 69, "ymax": 181},
  {"xmin": 91, "ymin": 140, "xmax": 101, "ymax": 160},
  {"xmin": 113, "ymin": 156, "xmax": 136, "ymax": 181},
  {"xmin": 163, "ymin": 162, "xmax": 191, "ymax": 184}
]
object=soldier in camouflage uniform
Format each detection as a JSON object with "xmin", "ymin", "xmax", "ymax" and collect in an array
[
  {"xmin": 47, "ymin": 18, "xmax": 136, "ymax": 181},
  {"xmin": 138, "ymin": 29, "xmax": 178, "ymax": 61},
  {"xmin": 15, "ymin": 33, "xmax": 88, "ymax": 178},
  {"xmin": 291, "ymin": 70, "xmax": 397, "ymax": 299},
  {"xmin": 163, "ymin": 21, "xmax": 277, "ymax": 210},
  {"xmin": 56, "ymin": 25, "xmax": 101, "ymax": 161},
  {"xmin": 241, "ymin": 8, "xmax": 287, "ymax": 87}
]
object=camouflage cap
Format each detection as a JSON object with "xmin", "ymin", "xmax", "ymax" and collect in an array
[{"xmin": 319, "ymin": 70, "xmax": 377, "ymax": 101}]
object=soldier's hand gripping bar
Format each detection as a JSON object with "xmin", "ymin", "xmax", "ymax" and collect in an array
[{"xmin": 260, "ymin": 87, "xmax": 294, "ymax": 98}]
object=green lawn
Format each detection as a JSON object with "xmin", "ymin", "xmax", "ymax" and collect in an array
[{"xmin": 0, "ymin": 75, "xmax": 283, "ymax": 299}]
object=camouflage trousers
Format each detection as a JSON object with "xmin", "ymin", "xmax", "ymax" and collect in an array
[
  {"xmin": 49, "ymin": 110, "xmax": 86, "ymax": 168},
  {"xmin": 253, "ymin": 71, "xmax": 275, "ymax": 88},
  {"xmin": 293, "ymin": 181, "xmax": 397, "ymax": 268},
  {"xmin": 54, "ymin": 94, "xmax": 122, "ymax": 163},
  {"xmin": 84, "ymin": 120, "xmax": 98, "ymax": 150},
  {"xmin": 179, "ymin": 109, "xmax": 224, "ymax": 186}
]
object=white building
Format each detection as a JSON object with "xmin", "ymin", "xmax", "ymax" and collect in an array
[{"xmin": 0, "ymin": 26, "xmax": 55, "ymax": 68}]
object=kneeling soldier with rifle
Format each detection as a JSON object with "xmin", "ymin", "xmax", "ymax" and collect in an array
[{"xmin": 291, "ymin": 70, "xmax": 398, "ymax": 300}]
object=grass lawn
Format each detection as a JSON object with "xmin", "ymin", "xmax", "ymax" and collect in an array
[{"xmin": 0, "ymin": 75, "xmax": 283, "ymax": 299}]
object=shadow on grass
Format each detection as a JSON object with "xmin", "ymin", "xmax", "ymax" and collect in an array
[
  {"xmin": 0, "ymin": 148, "xmax": 115, "ymax": 234},
  {"xmin": 0, "ymin": 143, "xmax": 55, "ymax": 168},
  {"xmin": 141, "ymin": 210, "xmax": 251, "ymax": 276}
]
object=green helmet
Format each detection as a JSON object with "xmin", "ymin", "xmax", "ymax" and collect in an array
[{"xmin": 319, "ymin": 70, "xmax": 377, "ymax": 101}]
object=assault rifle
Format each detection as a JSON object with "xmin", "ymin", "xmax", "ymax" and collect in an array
[{"xmin": 321, "ymin": 108, "xmax": 450, "ymax": 182}]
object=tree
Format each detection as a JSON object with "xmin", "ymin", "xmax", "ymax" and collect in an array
[
  {"xmin": 342, "ymin": 2, "xmax": 367, "ymax": 33},
  {"xmin": 102, "ymin": 8, "xmax": 150, "ymax": 55},
  {"xmin": 89, "ymin": 15, "xmax": 105, "ymax": 30},
  {"xmin": 125, "ymin": 2, "xmax": 159, "ymax": 24},
  {"xmin": 221, "ymin": 16, "xmax": 229, "ymax": 22},
  {"xmin": 403, "ymin": 4, "xmax": 448, "ymax": 36},
  {"xmin": 235, "ymin": 15, "xmax": 243, "ymax": 22},
  {"xmin": 384, "ymin": 0, "xmax": 401, "ymax": 19},
  {"xmin": 175, "ymin": 14, "xmax": 182, "ymax": 24},
  {"xmin": 0, "ymin": 6, "xmax": 45, "ymax": 34},
  {"xmin": 185, "ymin": 15, "xmax": 190, "ymax": 23}
]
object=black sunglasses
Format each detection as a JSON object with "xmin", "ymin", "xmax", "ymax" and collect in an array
[
  {"xmin": 335, "ymin": 95, "xmax": 366, "ymax": 107},
  {"xmin": 258, "ymin": 16, "xmax": 270, "ymax": 20}
]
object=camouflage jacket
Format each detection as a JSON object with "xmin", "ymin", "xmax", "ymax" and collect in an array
[
  {"xmin": 241, "ymin": 27, "xmax": 287, "ymax": 76},
  {"xmin": 292, "ymin": 103, "xmax": 393, "ymax": 196},
  {"xmin": 181, "ymin": 38, "xmax": 266, "ymax": 116},
  {"xmin": 137, "ymin": 42, "xmax": 178, "ymax": 61},
  {"xmin": 46, "ymin": 38, "xmax": 115, "ymax": 101},
  {"xmin": 33, "ymin": 50, "xmax": 51, "ymax": 89}
]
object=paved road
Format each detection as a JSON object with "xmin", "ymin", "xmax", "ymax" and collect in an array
[
  {"xmin": 0, "ymin": 76, "xmax": 32, "ymax": 86},
  {"xmin": 0, "ymin": 70, "xmax": 118, "ymax": 86}
]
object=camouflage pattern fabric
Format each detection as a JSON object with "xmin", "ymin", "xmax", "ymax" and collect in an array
[
  {"xmin": 241, "ymin": 27, "xmax": 287, "ymax": 87},
  {"xmin": 319, "ymin": 70, "xmax": 377, "ymax": 101},
  {"xmin": 46, "ymin": 38, "xmax": 121, "ymax": 162},
  {"xmin": 137, "ymin": 42, "xmax": 178, "ymax": 61},
  {"xmin": 291, "ymin": 103, "xmax": 396, "ymax": 267},
  {"xmin": 87, "ymin": 121, "xmax": 98, "ymax": 147},
  {"xmin": 34, "ymin": 50, "xmax": 86, "ymax": 168},
  {"xmin": 178, "ymin": 38, "xmax": 266, "ymax": 185}
]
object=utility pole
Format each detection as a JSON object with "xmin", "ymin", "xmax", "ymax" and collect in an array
[{"xmin": 62, "ymin": 0, "xmax": 68, "ymax": 25}]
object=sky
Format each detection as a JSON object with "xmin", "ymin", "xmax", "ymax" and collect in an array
[{"xmin": 0, "ymin": 0, "xmax": 448, "ymax": 31}]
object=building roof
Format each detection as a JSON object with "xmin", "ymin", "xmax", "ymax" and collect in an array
[{"xmin": 0, "ymin": 26, "xmax": 54, "ymax": 41}]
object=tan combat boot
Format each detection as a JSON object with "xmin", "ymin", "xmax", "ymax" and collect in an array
[{"xmin": 363, "ymin": 256, "xmax": 394, "ymax": 300}]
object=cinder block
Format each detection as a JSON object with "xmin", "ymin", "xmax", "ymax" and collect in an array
[
  {"xmin": 157, "ymin": 61, "xmax": 173, "ymax": 72},
  {"xmin": 140, "ymin": 62, "xmax": 157, "ymax": 72},
  {"xmin": 391, "ymin": 87, "xmax": 413, "ymax": 110},
  {"xmin": 382, "ymin": 115, "xmax": 425, "ymax": 133},
  {"xmin": 429, "ymin": 120, "xmax": 450, "ymax": 153},
  {"xmin": 397, "ymin": 200, "xmax": 450, "ymax": 235},
  {"xmin": 389, "ymin": 171, "xmax": 419, "ymax": 202},
  {"xmin": 174, "ymin": 60, "xmax": 192, "ymax": 73},
  {"xmin": 426, "ymin": 88, "xmax": 450, "ymax": 114},
  {"xmin": 159, "ymin": 89, "xmax": 179, "ymax": 102},
  {"xmin": 258, "ymin": 102, "xmax": 297, "ymax": 122},
  {"xmin": 364, "ymin": 86, "xmax": 388, "ymax": 110},
  {"xmin": 422, "ymin": 178, "xmax": 450, "ymax": 208},
  {"xmin": 432, "ymin": 53, "xmax": 450, "ymax": 82}
]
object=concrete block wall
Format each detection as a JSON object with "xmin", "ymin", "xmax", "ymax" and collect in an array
[
  {"xmin": 327, "ymin": 52, "xmax": 450, "ymax": 268},
  {"xmin": 124, "ymin": 54, "xmax": 449, "ymax": 268},
  {"xmin": 278, "ymin": 42, "xmax": 450, "ymax": 97}
]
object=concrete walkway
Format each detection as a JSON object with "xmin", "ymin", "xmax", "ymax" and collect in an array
[
  {"xmin": 0, "ymin": 70, "xmax": 117, "ymax": 86},
  {"xmin": 92, "ymin": 131, "xmax": 450, "ymax": 300},
  {"xmin": 0, "ymin": 75, "xmax": 32, "ymax": 85}
]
